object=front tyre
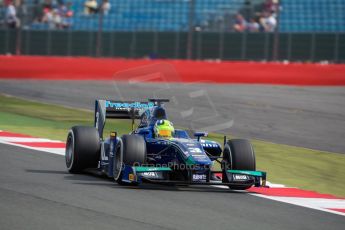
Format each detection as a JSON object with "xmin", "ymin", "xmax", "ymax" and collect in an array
[
  {"xmin": 65, "ymin": 126, "xmax": 100, "ymax": 173},
  {"xmin": 222, "ymin": 139, "xmax": 256, "ymax": 190},
  {"xmin": 113, "ymin": 134, "xmax": 146, "ymax": 184}
]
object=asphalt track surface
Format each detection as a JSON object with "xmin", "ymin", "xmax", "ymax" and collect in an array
[
  {"xmin": 1, "ymin": 143, "xmax": 344, "ymax": 230},
  {"xmin": 0, "ymin": 80, "xmax": 344, "ymax": 153},
  {"xmin": 1, "ymin": 80, "xmax": 345, "ymax": 229}
]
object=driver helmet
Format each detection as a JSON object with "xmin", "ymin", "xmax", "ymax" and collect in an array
[{"xmin": 154, "ymin": 120, "xmax": 175, "ymax": 139}]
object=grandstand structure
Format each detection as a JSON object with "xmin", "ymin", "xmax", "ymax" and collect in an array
[
  {"xmin": 28, "ymin": 0, "xmax": 245, "ymax": 32},
  {"xmin": 280, "ymin": 0, "xmax": 345, "ymax": 32},
  {"xmin": 0, "ymin": 0, "xmax": 344, "ymax": 62},
  {"xmin": 23, "ymin": 0, "xmax": 345, "ymax": 32}
]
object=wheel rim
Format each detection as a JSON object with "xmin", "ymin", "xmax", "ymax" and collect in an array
[
  {"xmin": 65, "ymin": 132, "xmax": 74, "ymax": 169},
  {"xmin": 113, "ymin": 140, "xmax": 123, "ymax": 181},
  {"xmin": 223, "ymin": 144, "xmax": 232, "ymax": 170}
]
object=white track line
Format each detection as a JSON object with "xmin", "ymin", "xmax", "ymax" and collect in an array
[
  {"xmin": 251, "ymin": 194, "xmax": 345, "ymax": 217},
  {"xmin": 0, "ymin": 137, "xmax": 63, "ymax": 143},
  {"xmin": 0, "ymin": 140, "xmax": 65, "ymax": 156}
]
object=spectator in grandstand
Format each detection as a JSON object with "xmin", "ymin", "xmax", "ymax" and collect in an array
[
  {"xmin": 40, "ymin": 0, "xmax": 55, "ymax": 23},
  {"xmin": 42, "ymin": 0, "xmax": 53, "ymax": 11},
  {"xmin": 32, "ymin": 0, "xmax": 44, "ymax": 22},
  {"xmin": 16, "ymin": 0, "xmax": 29, "ymax": 29},
  {"xmin": 58, "ymin": 2, "xmax": 73, "ymax": 28},
  {"xmin": 5, "ymin": 0, "xmax": 20, "ymax": 28},
  {"xmin": 38, "ymin": 1, "xmax": 73, "ymax": 29},
  {"xmin": 42, "ymin": 8, "xmax": 61, "ymax": 29},
  {"xmin": 66, "ymin": 2, "xmax": 73, "ymax": 16},
  {"xmin": 11, "ymin": 0, "xmax": 20, "ymax": 6},
  {"xmin": 263, "ymin": 0, "xmax": 279, "ymax": 15},
  {"xmin": 233, "ymin": 13, "xmax": 247, "ymax": 32},
  {"xmin": 259, "ymin": 11, "xmax": 277, "ymax": 32},
  {"xmin": 101, "ymin": 0, "xmax": 111, "ymax": 15},
  {"xmin": 247, "ymin": 18, "xmax": 260, "ymax": 32},
  {"xmin": 57, "ymin": 2, "xmax": 67, "ymax": 16},
  {"xmin": 84, "ymin": 0, "xmax": 98, "ymax": 15}
]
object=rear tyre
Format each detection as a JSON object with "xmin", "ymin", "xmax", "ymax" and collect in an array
[
  {"xmin": 65, "ymin": 126, "xmax": 100, "ymax": 173},
  {"xmin": 113, "ymin": 134, "xmax": 146, "ymax": 184},
  {"xmin": 223, "ymin": 139, "xmax": 256, "ymax": 190}
]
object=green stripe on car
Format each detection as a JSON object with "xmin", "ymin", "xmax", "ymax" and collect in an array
[
  {"xmin": 227, "ymin": 170, "xmax": 265, "ymax": 177},
  {"xmin": 133, "ymin": 167, "xmax": 172, "ymax": 172}
]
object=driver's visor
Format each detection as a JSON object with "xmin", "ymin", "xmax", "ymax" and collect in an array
[{"xmin": 158, "ymin": 130, "xmax": 172, "ymax": 137}]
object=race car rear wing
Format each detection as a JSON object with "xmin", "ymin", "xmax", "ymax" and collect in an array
[{"xmin": 94, "ymin": 100, "xmax": 155, "ymax": 138}]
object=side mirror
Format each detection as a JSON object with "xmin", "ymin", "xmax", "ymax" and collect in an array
[{"xmin": 194, "ymin": 132, "xmax": 208, "ymax": 141}]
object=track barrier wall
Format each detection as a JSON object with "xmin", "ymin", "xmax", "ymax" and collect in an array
[{"xmin": 0, "ymin": 55, "xmax": 344, "ymax": 86}]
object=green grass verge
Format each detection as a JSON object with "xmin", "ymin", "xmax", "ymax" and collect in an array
[{"xmin": 0, "ymin": 94, "xmax": 344, "ymax": 197}]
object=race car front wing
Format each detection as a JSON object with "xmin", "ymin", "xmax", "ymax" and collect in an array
[{"xmin": 120, "ymin": 165, "xmax": 267, "ymax": 187}]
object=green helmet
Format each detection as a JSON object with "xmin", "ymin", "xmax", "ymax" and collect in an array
[{"xmin": 154, "ymin": 120, "xmax": 174, "ymax": 139}]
